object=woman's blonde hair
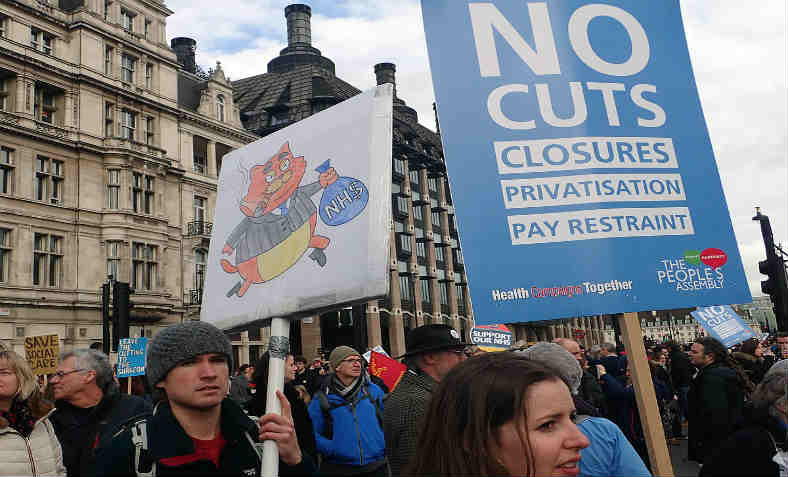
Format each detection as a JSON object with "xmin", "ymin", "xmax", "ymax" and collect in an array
[{"xmin": 0, "ymin": 350, "xmax": 39, "ymax": 400}]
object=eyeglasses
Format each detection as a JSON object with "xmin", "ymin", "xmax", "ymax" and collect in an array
[{"xmin": 51, "ymin": 369, "xmax": 87, "ymax": 380}]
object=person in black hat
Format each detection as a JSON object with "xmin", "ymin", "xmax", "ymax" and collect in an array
[{"xmin": 383, "ymin": 324, "xmax": 467, "ymax": 477}]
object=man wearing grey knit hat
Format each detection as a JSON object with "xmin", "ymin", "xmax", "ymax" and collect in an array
[{"xmin": 95, "ymin": 321, "xmax": 315, "ymax": 476}]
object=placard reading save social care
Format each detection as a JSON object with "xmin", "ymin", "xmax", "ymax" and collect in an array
[{"xmin": 421, "ymin": 1, "xmax": 751, "ymax": 325}]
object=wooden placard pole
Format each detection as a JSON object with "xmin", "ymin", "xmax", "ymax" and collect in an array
[
  {"xmin": 261, "ymin": 317, "xmax": 290, "ymax": 477},
  {"xmin": 618, "ymin": 312, "xmax": 674, "ymax": 477}
]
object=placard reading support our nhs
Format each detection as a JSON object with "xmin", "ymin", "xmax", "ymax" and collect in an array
[
  {"xmin": 691, "ymin": 306, "xmax": 755, "ymax": 348},
  {"xmin": 421, "ymin": 1, "xmax": 751, "ymax": 325}
]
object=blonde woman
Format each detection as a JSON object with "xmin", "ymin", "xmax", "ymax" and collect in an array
[{"xmin": 0, "ymin": 350, "xmax": 65, "ymax": 476}]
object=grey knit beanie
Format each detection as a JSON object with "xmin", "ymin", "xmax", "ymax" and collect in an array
[
  {"xmin": 515, "ymin": 342, "xmax": 583, "ymax": 395},
  {"xmin": 764, "ymin": 359, "xmax": 788, "ymax": 381},
  {"xmin": 146, "ymin": 321, "xmax": 233, "ymax": 385},
  {"xmin": 329, "ymin": 345, "xmax": 360, "ymax": 371}
]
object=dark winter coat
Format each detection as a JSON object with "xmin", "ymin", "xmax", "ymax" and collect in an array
[
  {"xmin": 600, "ymin": 372, "xmax": 671, "ymax": 468},
  {"xmin": 246, "ymin": 383, "xmax": 316, "ymax": 460},
  {"xmin": 731, "ymin": 351, "xmax": 775, "ymax": 385},
  {"xmin": 579, "ymin": 369, "xmax": 606, "ymax": 416},
  {"xmin": 699, "ymin": 405, "xmax": 786, "ymax": 477},
  {"xmin": 94, "ymin": 398, "xmax": 315, "ymax": 476},
  {"xmin": 383, "ymin": 368, "xmax": 438, "ymax": 477},
  {"xmin": 668, "ymin": 348, "xmax": 693, "ymax": 389},
  {"xmin": 687, "ymin": 362, "xmax": 746, "ymax": 464},
  {"xmin": 50, "ymin": 386, "xmax": 150, "ymax": 477},
  {"xmin": 228, "ymin": 375, "xmax": 253, "ymax": 407}
]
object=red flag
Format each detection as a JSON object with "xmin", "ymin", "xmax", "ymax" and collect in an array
[{"xmin": 368, "ymin": 351, "xmax": 407, "ymax": 391}]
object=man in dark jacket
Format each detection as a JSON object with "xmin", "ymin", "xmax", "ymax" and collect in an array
[
  {"xmin": 95, "ymin": 321, "xmax": 314, "ymax": 476},
  {"xmin": 687, "ymin": 336, "xmax": 745, "ymax": 464},
  {"xmin": 555, "ymin": 338, "xmax": 606, "ymax": 416},
  {"xmin": 667, "ymin": 341, "xmax": 692, "ymax": 432},
  {"xmin": 49, "ymin": 349, "xmax": 150, "ymax": 477},
  {"xmin": 384, "ymin": 325, "xmax": 467, "ymax": 477}
]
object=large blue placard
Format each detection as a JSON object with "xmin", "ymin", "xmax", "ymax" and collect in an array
[
  {"xmin": 421, "ymin": 0, "xmax": 751, "ymax": 325},
  {"xmin": 691, "ymin": 305, "xmax": 755, "ymax": 348}
]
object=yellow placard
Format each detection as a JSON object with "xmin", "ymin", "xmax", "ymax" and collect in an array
[{"xmin": 24, "ymin": 334, "xmax": 60, "ymax": 375}]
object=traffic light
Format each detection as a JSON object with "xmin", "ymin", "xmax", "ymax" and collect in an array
[
  {"xmin": 112, "ymin": 282, "xmax": 133, "ymax": 351},
  {"xmin": 102, "ymin": 283, "xmax": 111, "ymax": 355},
  {"xmin": 754, "ymin": 208, "xmax": 788, "ymax": 330}
]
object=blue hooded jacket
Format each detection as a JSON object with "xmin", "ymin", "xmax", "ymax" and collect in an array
[{"xmin": 308, "ymin": 374, "xmax": 386, "ymax": 467}]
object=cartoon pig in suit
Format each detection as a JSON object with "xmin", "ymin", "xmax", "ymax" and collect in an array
[{"xmin": 220, "ymin": 142, "xmax": 337, "ymax": 297}]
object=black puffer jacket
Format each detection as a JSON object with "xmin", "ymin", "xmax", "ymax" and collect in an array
[
  {"xmin": 687, "ymin": 362, "xmax": 745, "ymax": 464},
  {"xmin": 50, "ymin": 385, "xmax": 151, "ymax": 476},
  {"xmin": 699, "ymin": 405, "xmax": 786, "ymax": 477}
]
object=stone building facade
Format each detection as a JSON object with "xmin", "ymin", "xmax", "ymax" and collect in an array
[
  {"xmin": 0, "ymin": 0, "xmax": 255, "ymax": 354},
  {"xmin": 231, "ymin": 4, "xmax": 474, "ymax": 360}
]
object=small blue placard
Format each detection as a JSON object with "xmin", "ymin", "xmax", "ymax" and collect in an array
[
  {"xmin": 117, "ymin": 337, "xmax": 147, "ymax": 378},
  {"xmin": 691, "ymin": 305, "xmax": 755, "ymax": 348}
]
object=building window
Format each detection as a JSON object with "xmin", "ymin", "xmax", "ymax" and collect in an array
[
  {"xmin": 120, "ymin": 109, "xmax": 135, "ymax": 140},
  {"xmin": 33, "ymin": 232, "xmax": 63, "ymax": 287},
  {"xmin": 0, "ymin": 79, "xmax": 8, "ymax": 111},
  {"xmin": 144, "ymin": 19, "xmax": 151, "ymax": 38},
  {"xmin": 216, "ymin": 95, "xmax": 225, "ymax": 122},
  {"xmin": 394, "ymin": 196, "xmax": 408, "ymax": 216},
  {"xmin": 30, "ymin": 28, "xmax": 54, "ymax": 55},
  {"xmin": 0, "ymin": 146, "xmax": 14, "ymax": 194},
  {"xmin": 0, "ymin": 228, "xmax": 10, "ymax": 283},
  {"xmin": 104, "ymin": 46, "xmax": 114, "ymax": 75},
  {"xmin": 435, "ymin": 246, "xmax": 444, "ymax": 263},
  {"xmin": 399, "ymin": 275, "xmax": 412, "ymax": 302},
  {"xmin": 105, "ymin": 102, "xmax": 114, "ymax": 136},
  {"xmin": 106, "ymin": 240, "xmax": 121, "ymax": 280},
  {"xmin": 193, "ymin": 196, "xmax": 206, "ymax": 222},
  {"xmin": 104, "ymin": 0, "xmax": 112, "ymax": 21},
  {"xmin": 269, "ymin": 112, "xmax": 288, "ymax": 126},
  {"xmin": 193, "ymin": 136, "xmax": 208, "ymax": 173},
  {"xmin": 194, "ymin": 249, "xmax": 206, "ymax": 289},
  {"xmin": 34, "ymin": 86, "xmax": 58, "ymax": 124},
  {"xmin": 144, "ymin": 116, "xmax": 154, "ymax": 145},
  {"xmin": 132, "ymin": 173, "xmax": 153, "ymax": 214},
  {"xmin": 393, "ymin": 157, "xmax": 406, "ymax": 176},
  {"xmin": 439, "ymin": 282, "xmax": 449, "ymax": 305},
  {"xmin": 145, "ymin": 63, "xmax": 153, "ymax": 89},
  {"xmin": 412, "ymin": 203, "xmax": 423, "ymax": 221},
  {"xmin": 132, "ymin": 242, "xmax": 157, "ymax": 290},
  {"xmin": 120, "ymin": 9, "xmax": 134, "ymax": 32},
  {"xmin": 398, "ymin": 233, "xmax": 412, "ymax": 255},
  {"xmin": 121, "ymin": 54, "xmax": 136, "ymax": 83},
  {"xmin": 428, "ymin": 177, "xmax": 438, "ymax": 193},
  {"xmin": 0, "ymin": 15, "xmax": 8, "ymax": 38},
  {"xmin": 409, "ymin": 170, "xmax": 420, "ymax": 187},
  {"xmin": 107, "ymin": 169, "xmax": 120, "ymax": 209},
  {"xmin": 35, "ymin": 156, "xmax": 63, "ymax": 204},
  {"xmin": 421, "ymin": 278, "xmax": 432, "ymax": 304},
  {"xmin": 431, "ymin": 211, "xmax": 441, "ymax": 227},
  {"xmin": 416, "ymin": 240, "xmax": 426, "ymax": 259}
]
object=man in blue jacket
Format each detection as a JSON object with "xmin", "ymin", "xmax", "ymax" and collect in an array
[{"xmin": 309, "ymin": 345, "xmax": 387, "ymax": 476}]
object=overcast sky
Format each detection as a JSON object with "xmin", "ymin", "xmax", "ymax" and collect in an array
[{"xmin": 166, "ymin": 0, "xmax": 787, "ymax": 301}]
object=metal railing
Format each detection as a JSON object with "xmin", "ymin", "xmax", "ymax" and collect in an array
[{"xmin": 186, "ymin": 221, "xmax": 213, "ymax": 237}]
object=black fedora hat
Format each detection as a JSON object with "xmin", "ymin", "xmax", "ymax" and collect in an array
[{"xmin": 400, "ymin": 324, "xmax": 467, "ymax": 358}]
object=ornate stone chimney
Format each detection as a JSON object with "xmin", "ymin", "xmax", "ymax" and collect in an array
[
  {"xmin": 171, "ymin": 37, "xmax": 197, "ymax": 74},
  {"xmin": 374, "ymin": 63, "xmax": 397, "ymax": 98},
  {"xmin": 286, "ymin": 4, "xmax": 312, "ymax": 47}
]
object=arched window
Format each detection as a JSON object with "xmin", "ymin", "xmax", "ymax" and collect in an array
[
  {"xmin": 195, "ymin": 249, "xmax": 207, "ymax": 290},
  {"xmin": 216, "ymin": 94, "xmax": 225, "ymax": 122}
]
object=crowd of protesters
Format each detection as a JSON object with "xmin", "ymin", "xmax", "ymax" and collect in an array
[{"xmin": 2, "ymin": 324, "xmax": 787, "ymax": 476}]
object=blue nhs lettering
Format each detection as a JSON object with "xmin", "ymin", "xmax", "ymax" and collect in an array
[{"xmin": 469, "ymin": 2, "xmax": 666, "ymax": 129}]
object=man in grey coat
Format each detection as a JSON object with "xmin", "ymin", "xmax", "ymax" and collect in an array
[{"xmin": 383, "ymin": 324, "xmax": 467, "ymax": 477}]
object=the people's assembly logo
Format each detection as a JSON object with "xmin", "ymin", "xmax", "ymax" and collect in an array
[{"xmin": 657, "ymin": 248, "xmax": 727, "ymax": 292}]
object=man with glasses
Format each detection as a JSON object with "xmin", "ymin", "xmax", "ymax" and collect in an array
[
  {"xmin": 49, "ymin": 349, "xmax": 150, "ymax": 476},
  {"xmin": 383, "ymin": 324, "xmax": 467, "ymax": 477},
  {"xmin": 309, "ymin": 345, "xmax": 387, "ymax": 476}
]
